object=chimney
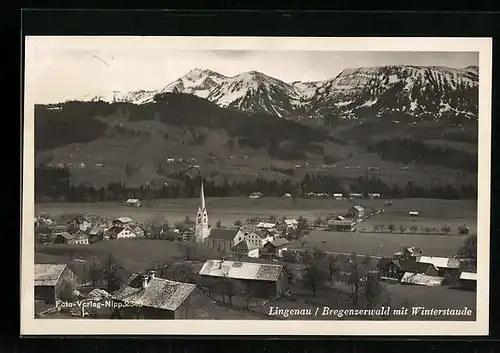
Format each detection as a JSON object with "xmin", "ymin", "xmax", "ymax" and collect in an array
[{"xmin": 142, "ymin": 275, "xmax": 149, "ymax": 289}]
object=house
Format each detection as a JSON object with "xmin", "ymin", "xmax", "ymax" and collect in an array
[
  {"xmin": 377, "ymin": 258, "xmax": 439, "ymax": 280},
  {"xmin": 105, "ymin": 225, "xmax": 136, "ymax": 239},
  {"xmin": 416, "ymin": 256, "xmax": 462, "ymax": 279},
  {"xmin": 283, "ymin": 219, "xmax": 298, "ymax": 230},
  {"xmin": 408, "ymin": 211, "xmax": 420, "ymax": 217},
  {"xmin": 34, "ymin": 264, "xmax": 78, "ymax": 304},
  {"xmin": 113, "ymin": 217, "xmax": 135, "ymax": 226},
  {"xmin": 459, "ymin": 272, "xmax": 477, "ymax": 291},
  {"xmin": 88, "ymin": 227, "xmax": 105, "ymax": 242},
  {"xmin": 67, "ymin": 217, "xmax": 92, "ymax": 232},
  {"xmin": 53, "ymin": 230, "xmax": 89, "ymax": 245},
  {"xmin": 198, "ymin": 259, "xmax": 288, "ymax": 298},
  {"xmin": 328, "ymin": 219, "xmax": 355, "ymax": 232},
  {"xmin": 111, "ymin": 272, "xmax": 206, "ymax": 319},
  {"xmin": 400, "ymin": 272, "xmax": 444, "ymax": 287},
  {"xmin": 232, "ymin": 239, "xmax": 250, "ymax": 258},
  {"xmin": 48, "ymin": 225, "xmax": 69, "ymax": 236},
  {"xmin": 368, "ymin": 193, "xmax": 381, "ymax": 199},
  {"xmin": 131, "ymin": 225, "xmax": 145, "ymax": 237},
  {"xmin": 347, "ymin": 205, "xmax": 365, "ymax": 218},
  {"xmin": 205, "ymin": 229, "xmax": 239, "ymax": 253},
  {"xmin": 261, "ymin": 238, "xmax": 290, "ymax": 259},
  {"xmin": 124, "ymin": 199, "xmax": 142, "ymax": 207},
  {"xmin": 282, "ymin": 193, "xmax": 292, "ymax": 199}
]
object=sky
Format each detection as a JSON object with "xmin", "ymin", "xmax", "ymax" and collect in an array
[{"xmin": 25, "ymin": 37, "xmax": 479, "ymax": 104}]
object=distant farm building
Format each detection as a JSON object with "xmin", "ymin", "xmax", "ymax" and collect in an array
[
  {"xmin": 113, "ymin": 217, "xmax": 135, "ymax": 226},
  {"xmin": 53, "ymin": 229, "xmax": 89, "ymax": 245},
  {"xmin": 198, "ymin": 259, "xmax": 288, "ymax": 298},
  {"xmin": 256, "ymin": 222, "xmax": 276, "ymax": 230},
  {"xmin": 281, "ymin": 193, "xmax": 292, "ymax": 199},
  {"xmin": 112, "ymin": 272, "xmax": 205, "ymax": 319},
  {"xmin": 408, "ymin": 211, "xmax": 420, "ymax": 217},
  {"xmin": 328, "ymin": 219, "xmax": 355, "ymax": 232},
  {"xmin": 459, "ymin": 272, "xmax": 477, "ymax": 291},
  {"xmin": 34, "ymin": 264, "xmax": 79, "ymax": 304},
  {"xmin": 368, "ymin": 193, "xmax": 381, "ymax": 199},
  {"xmin": 377, "ymin": 258, "xmax": 438, "ymax": 280},
  {"xmin": 249, "ymin": 192, "xmax": 264, "ymax": 199},
  {"xmin": 283, "ymin": 219, "xmax": 298, "ymax": 230},
  {"xmin": 347, "ymin": 205, "xmax": 365, "ymax": 218},
  {"xmin": 124, "ymin": 199, "xmax": 142, "ymax": 207},
  {"xmin": 205, "ymin": 229, "xmax": 240, "ymax": 253}
]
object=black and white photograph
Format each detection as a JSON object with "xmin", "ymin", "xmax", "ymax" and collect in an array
[{"xmin": 21, "ymin": 36, "xmax": 491, "ymax": 335}]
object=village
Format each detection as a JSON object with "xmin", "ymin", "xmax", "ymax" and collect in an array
[{"xmin": 34, "ymin": 182, "xmax": 477, "ymax": 320}]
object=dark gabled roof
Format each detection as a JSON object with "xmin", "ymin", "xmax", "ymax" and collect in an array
[
  {"xmin": 376, "ymin": 257, "xmax": 395, "ymax": 269},
  {"xmin": 233, "ymin": 240, "xmax": 249, "ymax": 252},
  {"xmin": 207, "ymin": 229, "xmax": 237, "ymax": 241}
]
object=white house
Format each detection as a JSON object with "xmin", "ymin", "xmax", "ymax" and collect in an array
[
  {"xmin": 113, "ymin": 217, "xmax": 135, "ymax": 225},
  {"xmin": 124, "ymin": 199, "xmax": 142, "ymax": 207},
  {"xmin": 256, "ymin": 222, "xmax": 276, "ymax": 229},
  {"xmin": 333, "ymin": 193, "xmax": 343, "ymax": 200},
  {"xmin": 408, "ymin": 211, "xmax": 420, "ymax": 217}
]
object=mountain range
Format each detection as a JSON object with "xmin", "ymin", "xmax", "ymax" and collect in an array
[{"xmin": 77, "ymin": 65, "xmax": 479, "ymax": 123}]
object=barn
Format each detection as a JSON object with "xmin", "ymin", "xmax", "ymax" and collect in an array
[{"xmin": 34, "ymin": 264, "xmax": 79, "ymax": 304}]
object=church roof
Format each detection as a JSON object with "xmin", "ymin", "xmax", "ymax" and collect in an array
[{"xmin": 207, "ymin": 229, "xmax": 237, "ymax": 241}]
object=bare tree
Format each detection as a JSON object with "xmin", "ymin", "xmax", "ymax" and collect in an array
[
  {"xmin": 410, "ymin": 225, "xmax": 418, "ymax": 233},
  {"xmin": 215, "ymin": 220, "xmax": 222, "ymax": 229},
  {"xmin": 399, "ymin": 224, "xmax": 407, "ymax": 234},
  {"xmin": 387, "ymin": 224, "xmax": 396, "ymax": 233}
]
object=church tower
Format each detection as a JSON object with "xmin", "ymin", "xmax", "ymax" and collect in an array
[{"xmin": 195, "ymin": 180, "xmax": 209, "ymax": 243}]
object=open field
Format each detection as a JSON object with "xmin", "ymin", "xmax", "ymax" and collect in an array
[
  {"xmin": 35, "ymin": 239, "xmax": 185, "ymax": 274},
  {"xmin": 36, "ymin": 197, "xmax": 477, "ymax": 232},
  {"xmin": 298, "ymin": 230, "xmax": 467, "ymax": 258}
]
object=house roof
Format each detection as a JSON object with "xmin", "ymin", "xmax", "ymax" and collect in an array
[
  {"xmin": 335, "ymin": 215, "xmax": 345, "ymax": 221},
  {"xmin": 34, "ymin": 264, "xmax": 67, "ymax": 286},
  {"xmin": 284, "ymin": 219, "xmax": 298, "ymax": 225},
  {"xmin": 269, "ymin": 238, "xmax": 290, "ymax": 248},
  {"xmin": 460, "ymin": 272, "xmax": 477, "ymax": 281},
  {"xmin": 56, "ymin": 232, "xmax": 74, "ymax": 240},
  {"xmin": 207, "ymin": 229, "xmax": 237, "ymax": 241},
  {"xmin": 115, "ymin": 216, "xmax": 134, "ymax": 224},
  {"xmin": 350, "ymin": 205, "xmax": 365, "ymax": 212},
  {"xmin": 256, "ymin": 222, "xmax": 276, "ymax": 229},
  {"xmin": 400, "ymin": 259, "xmax": 438, "ymax": 273},
  {"xmin": 125, "ymin": 199, "xmax": 140, "ymax": 203},
  {"xmin": 248, "ymin": 230, "xmax": 269, "ymax": 239},
  {"xmin": 105, "ymin": 225, "xmax": 127, "ymax": 236},
  {"xmin": 199, "ymin": 259, "xmax": 283, "ymax": 282},
  {"xmin": 417, "ymin": 256, "xmax": 461, "ymax": 269},
  {"xmin": 400, "ymin": 272, "xmax": 444, "ymax": 287},
  {"xmin": 112, "ymin": 275, "xmax": 196, "ymax": 311}
]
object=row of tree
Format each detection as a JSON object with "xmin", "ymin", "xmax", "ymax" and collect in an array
[{"xmin": 35, "ymin": 165, "xmax": 477, "ymax": 202}]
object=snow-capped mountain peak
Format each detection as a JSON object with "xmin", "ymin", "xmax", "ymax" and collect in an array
[{"xmin": 67, "ymin": 64, "xmax": 479, "ymax": 123}]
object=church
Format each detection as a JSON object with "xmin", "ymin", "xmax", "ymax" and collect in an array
[{"xmin": 194, "ymin": 180, "xmax": 210, "ymax": 242}]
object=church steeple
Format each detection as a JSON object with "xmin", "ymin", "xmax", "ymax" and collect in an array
[
  {"xmin": 195, "ymin": 179, "xmax": 209, "ymax": 242},
  {"xmin": 200, "ymin": 180, "xmax": 206, "ymax": 211}
]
